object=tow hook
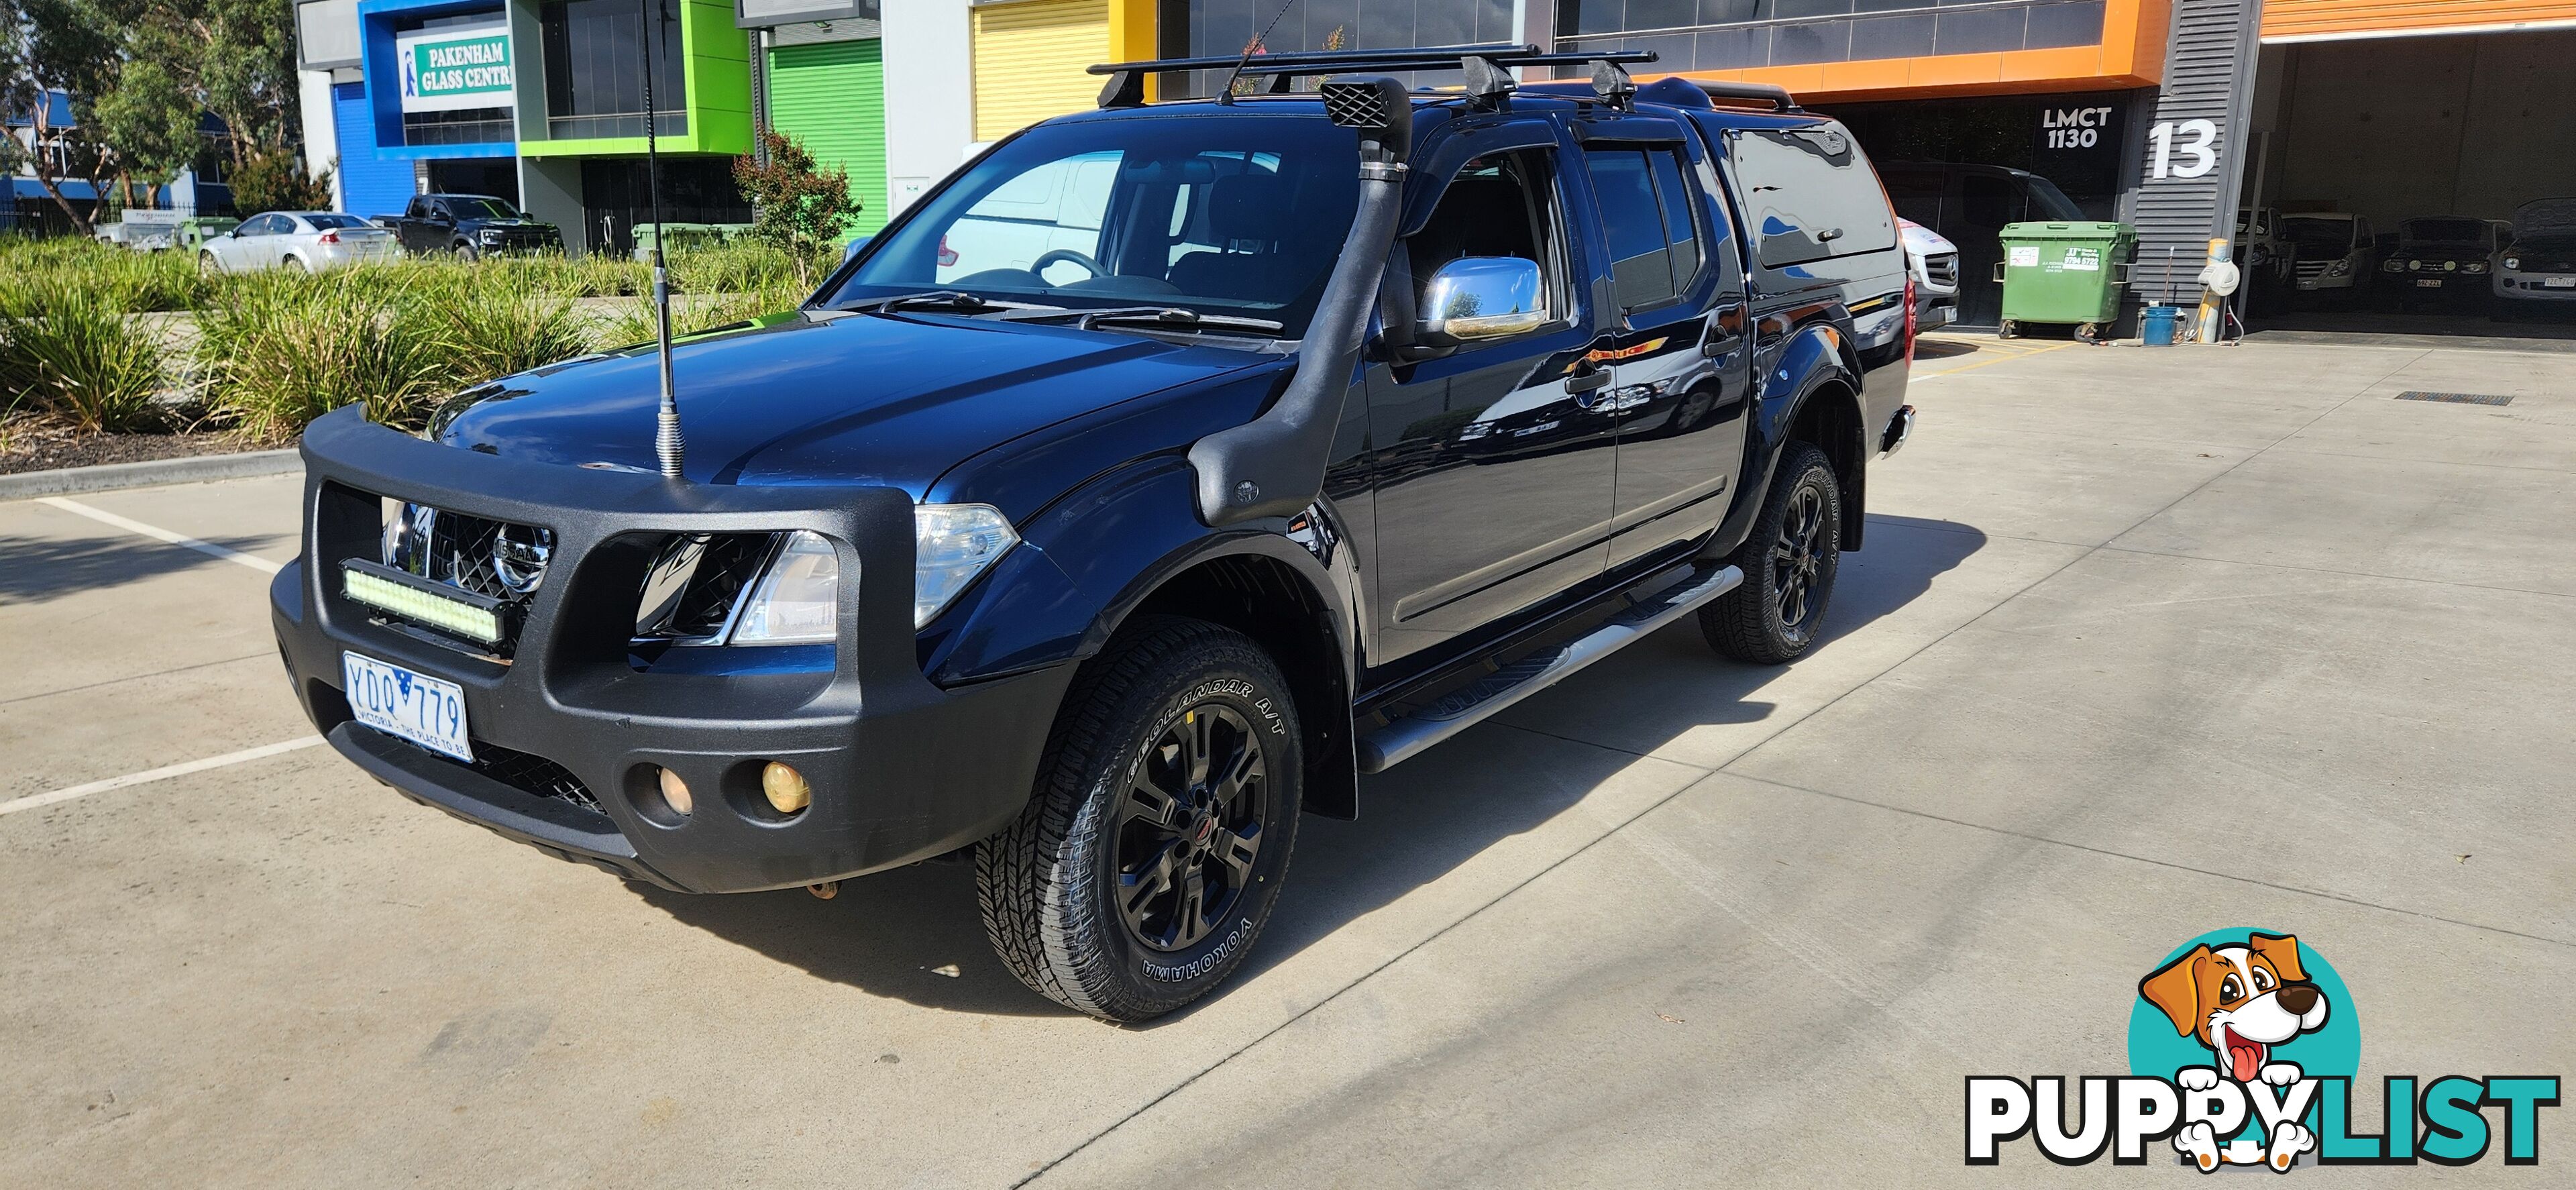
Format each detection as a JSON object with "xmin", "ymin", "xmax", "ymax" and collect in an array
[
  {"xmin": 1881, "ymin": 404, "xmax": 1917, "ymax": 456},
  {"xmin": 808, "ymin": 881, "xmax": 839, "ymax": 900}
]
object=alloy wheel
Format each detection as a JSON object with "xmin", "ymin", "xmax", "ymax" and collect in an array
[
  {"xmin": 1113, "ymin": 703, "xmax": 1267, "ymax": 952},
  {"xmin": 1772, "ymin": 482, "xmax": 1827, "ymax": 643}
]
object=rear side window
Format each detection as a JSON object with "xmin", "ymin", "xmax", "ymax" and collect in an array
[
  {"xmin": 1728, "ymin": 123, "xmax": 1896, "ymax": 270},
  {"xmin": 1581, "ymin": 145, "xmax": 1707, "ymax": 309}
]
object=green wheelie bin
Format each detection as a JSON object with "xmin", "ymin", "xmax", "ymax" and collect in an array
[{"xmin": 1994, "ymin": 221, "xmax": 2136, "ymax": 341}]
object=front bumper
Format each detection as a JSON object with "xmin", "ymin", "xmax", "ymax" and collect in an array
[
  {"xmin": 272, "ymin": 407, "xmax": 1073, "ymax": 894},
  {"xmin": 2496, "ymin": 276, "xmax": 2576, "ymax": 303}
]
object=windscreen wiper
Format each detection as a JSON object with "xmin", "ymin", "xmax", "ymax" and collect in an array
[
  {"xmin": 997, "ymin": 306, "xmax": 1287, "ymax": 335},
  {"xmin": 839, "ymin": 290, "xmax": 1061, "ymax": 315}
]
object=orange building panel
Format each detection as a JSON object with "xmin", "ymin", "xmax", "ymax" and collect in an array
[
  {"xmin": 2263, "ymin": 0, "xmax": 2576, "ymax": 42},
  {"xmin": 1640, "ymin": 0, "xmax": 2172, "ymax": 103}
]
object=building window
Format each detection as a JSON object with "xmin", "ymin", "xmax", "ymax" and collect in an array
[
  {"xmin": 542, "ymin": 0, "xmax": 690, "ymax": 141},
  {"xmin": 1555, "ymin": 0, "xmax": 2106, "ymax": 71},
  {"xmin": 1155, "ymin": 0, "xmax": 1517, "ymax": 98}
]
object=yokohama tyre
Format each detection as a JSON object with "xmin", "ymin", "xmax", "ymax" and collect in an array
[
  {"xmin": 977, "ymin": 616, "xmax": 1302, "ymax": 1022},
  {"xmin": 1700, "ymin": 443, "xmax": 1841, "ymax": 665}
]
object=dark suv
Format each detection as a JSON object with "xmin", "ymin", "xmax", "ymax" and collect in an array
[
  {"xmin": 272, "ymin": 48, "xmax": 1915, "ymax": 1021},
  {"xmin": 394, "ymin": 193, "xmax": 563, "ymax": 260}
]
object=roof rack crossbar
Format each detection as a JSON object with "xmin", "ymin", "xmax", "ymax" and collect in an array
[
  {"xmin": 1692, "ymin": 80, "xmax": 1800, "ymax": 111},
  {"xmin": 1087, "ymin": 46, "xmax": 1658, "ymax": 79},
  {"xmin": 1088, "ymin": 43, "xmax": 1536, "ymax": 76}
]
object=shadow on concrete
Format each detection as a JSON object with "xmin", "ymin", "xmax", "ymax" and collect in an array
[
  {"xmin": 630, "ymin": 515, "xmax": 1989, "ymax": 1019},
  {"xmin": 0, "ymin": 531, "xmax": 284, "ymax": 604}
]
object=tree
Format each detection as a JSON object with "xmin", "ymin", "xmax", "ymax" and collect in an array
[
  {"xmin": 733, "ymin": 131, "xmax": 859, "ymax": 286},
  {"xmin": 228, "ymin": 142, "xmax": 332, "ymax": 214},
  {"xmin": 2, "ymin": 0, "xmax": 137, "ymax": 232},
  {"xmin": 133, "ymin": 0, "xmax": 305, "ymax": 173}
]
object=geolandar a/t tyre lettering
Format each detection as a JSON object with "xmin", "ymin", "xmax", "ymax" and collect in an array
[{"xmin": 976, "ymin": 616, "xmax": 1303, "ymax": 1022}]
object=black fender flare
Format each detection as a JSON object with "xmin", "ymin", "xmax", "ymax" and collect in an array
[
  {"xmin": 928, "ymin": 457, "xmax": 1364, "ymax": 818},
  {"xmin": 1707, "ymin": 319, "xmax": 1870, "ymax": 559}
]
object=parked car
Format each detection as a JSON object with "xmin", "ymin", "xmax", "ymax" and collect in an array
[
  {"xmin": 1877, "ymin": 161, "xmax": 2088, "ymax": 325},
  {"xmin": 2280, "ymin": 213, "xmax": 2376, "ymax": 306},
  {"xmin": 1900, "ymin": 218, "xmax": 1960, "ymax": 331},
  {"xmin": 272, "ymin": 60, "xmax": 1915, "ymax": 1022},
  {"xmin": 2235, "ymin": 207, "xmax": 2295, "ymax": 313},
  {"xmin": 197, "ymin": 211, "xmax": 398, "ymax": 273},
  {"xmin": 2494, "ymin": 198, "xmax": 2576, "ymax": 321},
  {"xmin": 2380, "ymin": 216, "xmax": 2504, "ymax": 311},
  {"xmin": 393, "ymin": 193, "xmax": 562, "ymax": 260}
]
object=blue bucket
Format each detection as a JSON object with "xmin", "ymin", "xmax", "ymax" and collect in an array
[{"xmin": 2142, "ymin": 304, "xmax": 2181, "ymax": 347}]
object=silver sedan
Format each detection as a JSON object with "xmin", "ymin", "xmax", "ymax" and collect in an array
[{"xmin": 197, "ymin": 211, "xmax": 398, "ymax": 274}]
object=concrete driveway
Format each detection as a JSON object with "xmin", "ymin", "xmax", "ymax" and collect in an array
[{"xmin": 3, "ymin": 335, "xmax": 2569, "ymax": 1187}]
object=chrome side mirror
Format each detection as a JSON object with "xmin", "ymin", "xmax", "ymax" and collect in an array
[{"xmin": 1416, "ymin": 256, "xmax": 1548, "ymax": 347}]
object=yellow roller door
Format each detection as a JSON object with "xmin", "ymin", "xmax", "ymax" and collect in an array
[{"xmin": 973, "ymin": 0, "xmax": 1110, "ymax": 143}]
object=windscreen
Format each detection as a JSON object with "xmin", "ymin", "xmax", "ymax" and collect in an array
[
  {"xmin": 1726, "ymin": 122, "xmax": 1897, "ymax": 270},
  {"xmin": 2402, "ymin": 218, "xmax": 2485, "ymax": 244},
  {"xmin": 2513, "ymin": 199, "xmax": 2576, "ymax": 239},
  {"xmin": 2025, "ymin": 176, "xmax": 2084, "ymax": 221},
  {"xmin": 822, "ymin": 114, "xmax": 1361, "ymax": 336},
  {"xmin": 453, "ymin": 198, "xmax": 521, "ymax": 219}
]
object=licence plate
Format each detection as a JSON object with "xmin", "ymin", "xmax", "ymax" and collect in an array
[
  {"xmin": 2546, "ymin": 278, "xmax": 2576, "ymax": 289},
  {"xmin": 2416, "ymin": 279, "xmax": 2443, "ymax": 288},
  {"xmin": 342, "ymin": 651, "xmax": 472, "ymax": 761}
]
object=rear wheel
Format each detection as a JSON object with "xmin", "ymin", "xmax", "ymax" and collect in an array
[
  {"xmin": 1997, "ymin": 320, "xmax": 2019, "ymax": 340},
  {"xmin": 1701, "ymin": 443, "xmax": 1841, "ymax": 665},
  {"xmin": 977, "ymin": 616, "xmax": 1301, "ymax": 1022}
]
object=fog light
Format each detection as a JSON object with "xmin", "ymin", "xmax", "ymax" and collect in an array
[
  {"xmin": 761, "ymin": 761, "xmax": 810, "ymax": 816},
  {"xmin": 657, "ymin": 766, "xmax": 694, "ymax": 816}
]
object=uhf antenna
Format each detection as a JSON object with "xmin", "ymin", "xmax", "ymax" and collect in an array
[
  {"xmin": 642, "ymin": 0, "xmax": 683, "ymax": 479},
  {"xmin": 1215, "ymin": 0, "xmax": 1297, "ymax": 103}
]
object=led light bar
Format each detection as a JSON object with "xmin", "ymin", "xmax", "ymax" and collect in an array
[{"xmin": 341, "ymin": 561, "xmax": 506, "ymax": 645}]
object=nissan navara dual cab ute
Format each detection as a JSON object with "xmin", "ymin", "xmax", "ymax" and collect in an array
[{"xmin": 272, "ymin": 50, "xmax": 1917, "ymax": 1022}]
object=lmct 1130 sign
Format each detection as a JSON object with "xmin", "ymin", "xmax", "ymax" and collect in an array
[{"xmin": 396, "ymin": 25, "xmax": 513, "ymax": 114}]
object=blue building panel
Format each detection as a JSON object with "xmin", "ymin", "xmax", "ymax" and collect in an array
[
  {"xmin": 335, "ymin": 82, "xmax": 419, "ymax": 217},
  {"xmin": 356, "ymin": 0, "xmax": 517, "ymax": 161}
]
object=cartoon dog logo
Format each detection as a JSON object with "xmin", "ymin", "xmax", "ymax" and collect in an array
[{"xmin": 2140, "ymin": 932, "xmax": 2330, "ymax": 1171}]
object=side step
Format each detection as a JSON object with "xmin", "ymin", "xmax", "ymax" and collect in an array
[{"xmin": 1355, "ymin": 564, "xmax": 1743, "ymax": 773}]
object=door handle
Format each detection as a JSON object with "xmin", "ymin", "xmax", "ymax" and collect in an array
[{"xmin": 1565, "ymin": 366, "xmax": 1611, "ymax": 394}]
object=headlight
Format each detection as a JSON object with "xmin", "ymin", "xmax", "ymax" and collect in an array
[
  {"xmin": 2465, "ymin": 261, "xmax": 2488, "ymax": 274},
  {"xmin": 732, "ymin": 531, "xmax": 841, "ymax": 645},
  {"xmin": 2327, "ymin": 260, "xmax": 2352, "ymax": 277},
  {"xmin": 913, "ymin": 504, "xmax": 1017, "ymax": 627},
  {"xmin": 479, "ymin": 228, "xmax": 504, "ymax": 241},
  {"xmin": 2407, "ymin": 259, "xmax": 2422, "ymax": 271},
  {"xmin": 2444, "ymin": 260, "xmax": 2459, "ymax": 272},
  {"xmin": 2504, "ymin": 257, "xmax": 2521, "ymax": 271},
  {"xmin": 2382, "ymin": 259, "xmax": 2406, "ymax": 272}
]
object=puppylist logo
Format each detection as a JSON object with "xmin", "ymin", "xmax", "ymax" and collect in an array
[{"xmin": 1966, "ymin": 929, "xmax": 2559, "ymax": 1171}]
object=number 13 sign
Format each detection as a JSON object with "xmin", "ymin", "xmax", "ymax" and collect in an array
[{"xmin": 2149, "ymin": 119, "xmax": 2219, "ymax": 180}]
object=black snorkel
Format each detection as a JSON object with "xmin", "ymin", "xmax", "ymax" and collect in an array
[{"xmin": 1188, "ymin": 77, "xmax": 1413, "ymax": 527}]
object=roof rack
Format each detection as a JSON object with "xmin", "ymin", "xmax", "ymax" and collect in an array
[{"xmin": 1088, "ymin": 44, "xmax": 1660, "ymax": 110}]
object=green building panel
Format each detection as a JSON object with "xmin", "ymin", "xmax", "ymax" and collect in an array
[
  {"xmin": 766, "ymin": 38, "xmax": 888, "ymax": 237},
  {"xmin": 523, "ymin": 0, "xmax": 754, "ymax": 158}
]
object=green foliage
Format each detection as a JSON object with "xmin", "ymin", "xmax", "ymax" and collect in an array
[
  {"xmin": 0, "ymin": 236, "xmax": 816, "ymax": 441},
  {"xmin": 0, "ymin": 274, "xmax": 169, "ymax": 433},
  {"xmin": 227, "ymin": 142, "xmax": 333, "ymax": 216},
  {"xmin": 193, "ymin": 266, "xmax": 446, "ymax": 441},
  {"xmin": 732, "ymin": 131, "xmax": 859, "ymax": 286}
]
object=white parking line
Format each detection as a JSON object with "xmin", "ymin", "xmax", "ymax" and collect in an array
[
  {"xmin": 0, "ymin": 737, "xmax": 325, "ymax": 818},
  {"xmin": 36, "ymin": 496, "xmax": 286, "ymax": 576}
]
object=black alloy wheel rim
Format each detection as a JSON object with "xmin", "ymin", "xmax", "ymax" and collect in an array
[
  {"xmin": 1772, "ymin": 482, "xmax": 1827, "ymax": 643},
  {"xmin": 1114, "ymin": 703, "xmax": 1267, "ymax": 953}
]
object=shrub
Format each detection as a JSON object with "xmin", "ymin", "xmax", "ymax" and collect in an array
[
  {"xmin": 0, "ymin": 276, "xmax": 168, "ymax": 433},
  {"xmin": 430, "ymin": 268, "xmax": 592, "ymax": 386},
  {"xmin": 733, "ymin": 131, "xmax": 859, "ymax": 287},
  {"xmin": 195, "ymin": 268, "xmax": 445, "ymax": 441}
]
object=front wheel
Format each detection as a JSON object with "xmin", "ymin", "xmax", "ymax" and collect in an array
[
  {"xmin": 978, "ymin": 616, "xmax": 1302, "ymax": 1022},
  {"xmin": 452, "ymin": 242, "xmax": 480, "ymax": 262},
  {"xmin": 1701, "ymin": 443, "xmax": 1841, "ymax": 665}
]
